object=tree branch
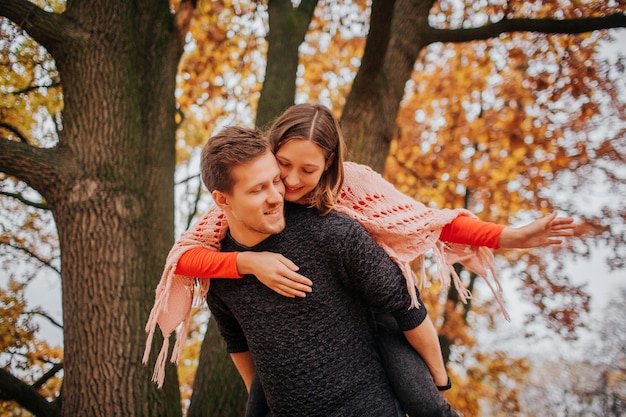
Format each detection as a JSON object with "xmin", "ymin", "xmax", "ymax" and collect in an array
[
  {"xmin": 10, "ymin": 81, "xmax": 62, "ymax": 96},
  {"xmin": 0, "ymin": 368, "xmax": 61, "ymax": 417},
  {"xmin": 23, "ymin": 309, "xmax": 63, "ymax": 330},
  {"xmin": 0, "ymin": 189, "xmax": 49, "ymax": 210},
  {"xmin": 0, "ymin": 138, "xmax": 72, "ymax": 201},
  {"xmin": 0, "ymin": 122, "xmax": 30, "ymax": 144},
  {"xmin": 1, "ymin": 241, "xmax": 60, "ymax": 274},
  {"xmin": 186, "ymin": 177, "xmax": 203, "ymax": 230},
  {"xmin": 426, "ymin": 14, "xmax": 626, "ymax": 44},
  {"xmin": 0, "ymin": 0, "xmax": 84, "ymax": 59},
  {"xmin": 31, "ymin": 362, "xmax": 63, "ymax": 391},
  {"xmin": 32, "ymin": 362, "xmax": 63, "ymax": 389}
]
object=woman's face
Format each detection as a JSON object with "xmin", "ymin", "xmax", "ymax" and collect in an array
[{"xmin": 275, "ymin": 139, "xmax": 329, "ymax": 204}]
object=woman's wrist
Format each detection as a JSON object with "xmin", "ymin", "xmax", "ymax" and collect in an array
[
  {"xmin": 234, "ymin": 251, "xmax": 251, "ymax": 275},
  {"xmin": 436, "ymin": 376, "xmax": 452, "ymax": 391},
  {"xmin": 498, "ymin": 226, "xmax": 518, "ymax": 248}
]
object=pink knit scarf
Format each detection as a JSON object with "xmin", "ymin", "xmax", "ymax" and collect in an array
[{"xmin": 143, "ymin": 162, "xmax": 507, "ymax": 387}]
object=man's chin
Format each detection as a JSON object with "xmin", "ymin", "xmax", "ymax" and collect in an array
[{"xmin": 271, "ymin": 220, "xmax": 286, "ymax": 234}]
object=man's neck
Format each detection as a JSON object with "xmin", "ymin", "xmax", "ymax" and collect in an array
[{"xmin": 227, "ymin": 224, "xmax": 272, "ymax": 248}]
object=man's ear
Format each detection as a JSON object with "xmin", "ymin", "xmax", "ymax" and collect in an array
[{"xmin": 212, "ymin": 190, "xmax": 230, "ymax": 211}]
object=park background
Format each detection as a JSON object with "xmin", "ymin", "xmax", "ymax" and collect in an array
[{"xmin": 1, "ymin": 1, "xmax": 625, "ymax": 416}]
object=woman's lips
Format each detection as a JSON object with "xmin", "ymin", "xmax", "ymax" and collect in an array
[{"xmin": 285, "ymin": 186, "xmax": 303, "ymax": 194}]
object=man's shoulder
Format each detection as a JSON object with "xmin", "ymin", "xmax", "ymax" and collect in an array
[
  {"xmin": 287, "ymin": 202, "xmax": 359, "ymax": 226},
  {"xmin": 285, "ymin": 204, "xmax": 368, "ymax": 242}
]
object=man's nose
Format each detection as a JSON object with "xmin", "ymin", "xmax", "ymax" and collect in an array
[{"xmin": 268, "ymin": 182, "xmax": 284, "ymax": 202}]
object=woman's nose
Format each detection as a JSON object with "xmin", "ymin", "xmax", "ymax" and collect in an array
[{"xmin": 283, "ymin": 170, "xmax": 299, "ymax": 187}]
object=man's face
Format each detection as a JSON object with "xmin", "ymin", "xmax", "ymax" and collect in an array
[{"xmin": 214, "ymin": 151, "xmax": 286, "ymax": 247}]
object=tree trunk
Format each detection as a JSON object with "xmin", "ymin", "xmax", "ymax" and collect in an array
[
  {"xmin": 255, "ymin": 0, "xmax": 318, "ymax": 129},
  {"xmin": 341, "ymin": 0, "xmax": 435, "ymax": 171},
  {"xmin": 0, "ymin": 0, "xmax": 183, "ymax": 415}
]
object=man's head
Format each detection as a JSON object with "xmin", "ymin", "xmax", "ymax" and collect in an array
[{"xmin": 201, "ymin": 126, "xmax": 286, "ymax": 246}]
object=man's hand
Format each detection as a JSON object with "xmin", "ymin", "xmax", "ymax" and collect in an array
[
  {"xmin": 498, "ymin": 211, "xmax": 576, "ymax": 249},
  {"xmin": 236, "ymin": 251, "xmax": 313, "ymax": 297}
]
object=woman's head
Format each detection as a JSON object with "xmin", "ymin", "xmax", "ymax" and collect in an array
[{"xmin": 267, "ymin": 103, "xmax": 345, "ymax": 215}]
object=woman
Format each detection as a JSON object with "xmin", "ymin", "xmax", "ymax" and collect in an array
[{"xmin": 144, "ymin": 104, "xmax": 575, "ymax": 416}]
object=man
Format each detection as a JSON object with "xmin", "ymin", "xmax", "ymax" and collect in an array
[{"xmin": 202, "ymin": 126, "xmax": 447, "ymax": 417}]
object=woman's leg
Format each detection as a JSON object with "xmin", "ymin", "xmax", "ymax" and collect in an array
[
  {"xmin": 245, "ymin": 372, "xmax": 272, "ymax": 417},
  {"xmin": 374, "ymin": 310, "xmax": 461, "ymax": 417}
]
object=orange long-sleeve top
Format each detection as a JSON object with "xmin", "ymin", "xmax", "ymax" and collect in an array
[{"xmin": 174, "ymin": 215, "xmax": 504, "ymax": 279}]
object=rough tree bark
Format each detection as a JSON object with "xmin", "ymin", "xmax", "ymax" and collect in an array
[{"xmin": 0, "ymin": 0, "xmax": 190, "ymax": 415}]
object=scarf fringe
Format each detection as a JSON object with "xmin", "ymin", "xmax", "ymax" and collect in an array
[
  {"xmin": 151, "ymin": 336, "xmax": 169, "ymax": 388},
  {"xmin": 400, "ymin": 242, "xmax": 509, "ymax": 321},
  {"xmin": 398, "ymin": 261, "xmax": 421, "ymax": 309},
  {"xmin": 439, "ymin": 243, "xmax": 510, "ymax": 321}
]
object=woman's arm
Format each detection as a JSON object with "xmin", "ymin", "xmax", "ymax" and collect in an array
[
  {"xmin": 231, "ymin": 351, "xmax": 256, "ymax": 392},
  {"xmin": 498, "ymin": 211, "xmax": 575, "ymax": 248},
  {"xmin": 236, "ymin": 251, "xmax": 313, "ymax": 298},
  {"xmin": 440, "ymin": 211, "xmax": 575, "ymax": 249},
  {"xmin": 439, "ymin": 215, "xmax": 504, "ymax": 248},
  {"xmin": 175, "ymin": 247, "xmax": 240, "ymax": 277},
  {"xmin": 402, "ymin": 316, "xmax": 449, "ymax": 387},
  {"xmin": 175, "ymin": 247, "xmax": 313, "ymax": 298}
]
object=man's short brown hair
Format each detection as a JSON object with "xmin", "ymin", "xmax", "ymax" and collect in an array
[{"xmin": 201, "ymin": 126, "xmax": 270, "ymax": 194}]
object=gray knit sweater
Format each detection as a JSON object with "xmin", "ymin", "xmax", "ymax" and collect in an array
[{"xmin": 207, "ymin": 203, "xmax": 426, "ymax": 417}]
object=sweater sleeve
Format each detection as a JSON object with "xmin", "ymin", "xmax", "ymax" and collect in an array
[
  {"xmin": 174, "ymin": 247, "xmax": 242, "ymax": 278},
  {"xmin": 439, "ymin": 216, "xmax": 505, "ymax": 249},
  {"xmin": 206, "ymin": 291, "xmax": 249, "ymax": 353}
]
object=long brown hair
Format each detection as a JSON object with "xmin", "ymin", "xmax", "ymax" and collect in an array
[{"xmin": 266, "ymin": 104, "xmax": 345, "ymax": 215}]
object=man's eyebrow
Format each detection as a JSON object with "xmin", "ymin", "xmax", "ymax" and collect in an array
[
  {"xmin": 245, "ymin": 181, "xmax": 266, "ymax": 191},
  {"xmin": 244, "ymin": 172, "xmax": 281, "ymax": 191}
]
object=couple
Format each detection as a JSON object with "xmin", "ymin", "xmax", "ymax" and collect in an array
[{"xmin": 144, "ymin": 104, "xmax": 575, "ymax": 416}]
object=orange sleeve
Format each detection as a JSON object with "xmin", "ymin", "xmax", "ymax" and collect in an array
[
  {"xmin": 175, "ymin": 247, "xmax": 242, "ymax": 278},
  {"xmin": 439, "ymin": 216, "xmax": 505, "ymax": 249}
]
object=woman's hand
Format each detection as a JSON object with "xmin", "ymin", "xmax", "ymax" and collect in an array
[
  {"xmin": 236, "ymin": 251, "xmax": 313, "ymax": 298},
  {"xmin": 498, "ymin": 212, "xmax": 576, "ymax": 249}
]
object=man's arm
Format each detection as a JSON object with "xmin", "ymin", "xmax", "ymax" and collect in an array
[
  {"xmin": 206, "ymin": 289, "xmax": 255, "ymax": 390},
  {"xmin": 230, "ymin": 351, "xmax": 256, "ymax": 392},
  {"xmin": 402, "ymin": 316, "xmax": 449, "ymax": 387}
]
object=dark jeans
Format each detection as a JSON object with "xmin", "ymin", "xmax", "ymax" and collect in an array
[
  {"xmin": 245, "ymin": 312, "xmax": 459, "ymax": 417},
  {"xmin": 245, "ymin": 373, "xmax": 270, "ymax": 417},
  {"xmin": 374, "ymin": 311, "xmax": 460, "ymax": 417}
]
